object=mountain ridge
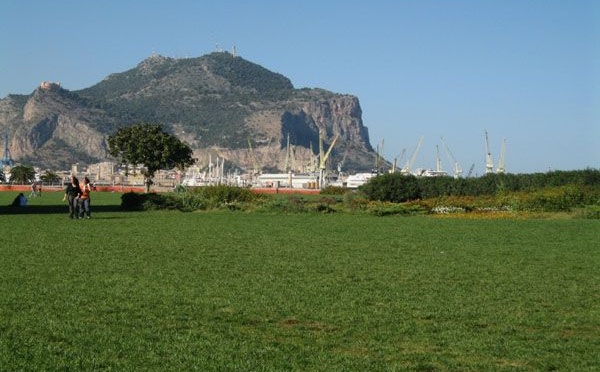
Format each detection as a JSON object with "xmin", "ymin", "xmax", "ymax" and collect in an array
[{"xmin": 1, "ymin": 52, "xmax": 376, "ymax": 171}]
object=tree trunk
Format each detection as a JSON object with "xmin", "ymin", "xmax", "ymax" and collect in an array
[{"xmin": 145, "ymin": 177, "xmax": 152, "ymax": 193}]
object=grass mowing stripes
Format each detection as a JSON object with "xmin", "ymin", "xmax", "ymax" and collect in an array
[{"xmin": 0, "ymin": 192, "xmax": 599, "ymax": 370}]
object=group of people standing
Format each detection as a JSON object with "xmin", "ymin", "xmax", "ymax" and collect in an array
[{"xmin": 63, "ymin": 175, "xmax": 92, "ymax": 219}]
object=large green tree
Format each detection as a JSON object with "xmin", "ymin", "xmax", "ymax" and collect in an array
[
  {"xmin": 9, "ymin": 165, "xmax": 36, "ymax": 184},
  {"xmin": 108, "ymin": 124, "xmax": 195, "ymax": 192}
]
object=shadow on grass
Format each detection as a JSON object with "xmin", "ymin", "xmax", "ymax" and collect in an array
[{"xmin": 0, "ymin": 204, "xmax": 126, "ymax": 216}]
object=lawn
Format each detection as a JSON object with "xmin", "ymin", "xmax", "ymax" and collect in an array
[{"xmin": 0, "ymin": 191, "xmax": 598, "ymax": 371}]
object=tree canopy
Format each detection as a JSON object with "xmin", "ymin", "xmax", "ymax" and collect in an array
[
  {"xmin": 9, "ymin": 165, "xmax": 36, "ymax": 184},
  {"xmin": 40, "ymin": 170, "xmax": 61, "ymax": 185},
  {"xmin": 108, "ymin": 124, "xmax": 195, "ymax": 192}
]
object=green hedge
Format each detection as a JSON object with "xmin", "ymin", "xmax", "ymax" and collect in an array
[
  {"xmin": 360, "ymin": 169, "xmax": 600, "ymax": 201},
  {"xmin": 121, "ymin": 185, "xmax": 261, "ymax": 212}
]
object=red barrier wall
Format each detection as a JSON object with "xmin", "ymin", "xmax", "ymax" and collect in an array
[
  {"xmin": 1, "ymin": 185, "xmax": 318, "ymax": 195},
  {"xmin": 251, "ymin": 187, "xmax": 320, "ymax": 195},
  {"xmin": 0, "ymin": 185, "xmax": 144, "ymax": 193}
]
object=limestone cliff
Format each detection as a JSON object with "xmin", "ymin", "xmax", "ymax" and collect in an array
[
  {"xmin": 0, "ymin": 52, "xmax": 377, "ymax": 171},
  {"xmin": 2, "ymin": 85, "xmax": 112, "ymax": 169}
]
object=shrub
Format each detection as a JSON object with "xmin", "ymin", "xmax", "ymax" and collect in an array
[
  {"xmin": 178, "ymin": 193, "xmax": 205, "ymax": 211},
  {"xmin": 360, "ymin": 173, "xmax": 421, "ymax": 202},
  {"xmin": 320, "ymin": 186, "xmax": 348, "ymax": 195},
  {"xmin": 142, "ymin": 194, "xmax": 180, "ymax": 210},
  {"xmin": 121, "ymin": 192, "xmax": 181, "ymax": 211},
  {"xmin": 366, "ymin": 201, "xmax": 426, "ymax": 216},
  {"xmin": 260, "ymin": 195, "xmax": 307, "ymax": 213},
  {"xmin": 343, "ymin": 191, "xmax": 369, "ymax": 211},
  {"xmin": 313, "ymin": 203, "xmax": 337, "ymax": 213},
  {"xmin": 573, "ymin": 205, "xmax": 600, "ymax": 219},
  {"xmin": 121, "ymin": 192, "xmax": 146, "ymax": 210},
  {"xmin": 504, "ymin": 186, "xmax": 593, "ymax": 212},
  {"xmin": 190, "ymin": 185, "xmax": 256, "ymax": 209}
]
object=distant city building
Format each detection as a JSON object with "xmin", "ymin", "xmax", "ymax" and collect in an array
[{"xmin": 86, "ymin": 161, "xmax": 117, "ymax": 182}]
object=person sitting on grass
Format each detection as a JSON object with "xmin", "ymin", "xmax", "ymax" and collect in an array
[{"xmin": 10, "ymin": 193, "xmax": 28, "ymax": 207}]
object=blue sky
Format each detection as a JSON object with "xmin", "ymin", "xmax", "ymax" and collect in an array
[{"xmin": 1, "ymin": 0, "xmax": 598, "ymax": 174}]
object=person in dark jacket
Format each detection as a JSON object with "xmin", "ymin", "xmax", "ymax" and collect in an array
[{"xmin": 62, "ymin": 175, "xmax": 81, "ymax": 219}]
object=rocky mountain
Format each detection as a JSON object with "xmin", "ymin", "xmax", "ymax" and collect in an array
[{"xmin": 0, "ymin": 52, "xmax": 376, "ymax": 172}]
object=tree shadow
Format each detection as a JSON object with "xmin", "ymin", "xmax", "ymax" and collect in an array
[{"xmin": 0, "ymin": 204, "xmax": 127, "ymax": 216}]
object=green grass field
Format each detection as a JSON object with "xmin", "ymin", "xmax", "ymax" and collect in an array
[{"xmin": 0, "ymin": 191, "xmax": 598, "ymax": 371}]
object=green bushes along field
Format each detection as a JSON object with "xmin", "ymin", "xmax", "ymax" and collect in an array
[{"xmin": 119, "ymin": 169, "xmax": 600, "ymax": 217}]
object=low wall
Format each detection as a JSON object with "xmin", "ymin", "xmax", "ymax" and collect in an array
[
  {"xmin": 1, "ymin": 185, "xmax": 320, "ymax": 195},
  {"xmin": 252, "ymin": 187, "xmax": 320, "ymax": 195},
  {"xmin": 0, "ymin": 185, "xmax": 145, "ymax": 193}
]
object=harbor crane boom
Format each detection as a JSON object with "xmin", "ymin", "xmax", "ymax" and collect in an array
[
  {"xmin": 402, "ymin": 136, "xmax": 424, "ymax": 174},
  {"xmin": 435, "ymin": 145, "xmax": 443, "ymax": 173},
  {"xmin": 467, "ymin": 163, "xmax": 475, "ymax": 178},
  {"xmin": 440, "ymin": 137, "xmax": 463, "ymax": 178},
  {"xmin": 392, "ymin": 149, "xmax": 406, "ymax": 173},
  {"xmin": 284, "ymin": 133, "xmax": 292, "ymax": 173},
  {"xmin": 496, "ymin": 138, "xmax": 507, "ymax": 174},
  {"xmin": 318, "ymin": 131, "xmax": 340, "ymax": 188}
]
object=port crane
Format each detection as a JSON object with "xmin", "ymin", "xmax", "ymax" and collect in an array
[
  {"xmin": 1, "ymin": 132, "xmax": 13, "ymax": 167},
  {"xmin": 391, "ymin": 149, "xmax": 406, "ymax": 173},
  {"xmin": 440, "ymin": 137, "xmax": 463, "ymax": 178},
  {"xmin": 401, "ymin": 136, "xmax": 424, "ymax": 175},
  {"xmin": 484, "ymin": 131, "xmax": 494, "ymax": 174},
  {"xmin": 318, "ymin": 131, "xmax": 339, "ymax": 188},
  {"xmin": 284, "ymin": 133, "xmax": 296, "ymax": 173},
  {"xmin": 435, "ymin": 145, "xmax": 444, "ymax": 173},
  {"xmin": 374, "ymin": 139, "xmax": 384, "ymax": 173},
  {"xmin": 484, "ymin": 131, "xmax": 507, "ymax": 174},
  {"xmin": 466, "ymin": 163, "xmax": 475, "ymax": 178},
  {"xmin": 496, "ymin": 138, "xmax": 507, "ymax": 174}
]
